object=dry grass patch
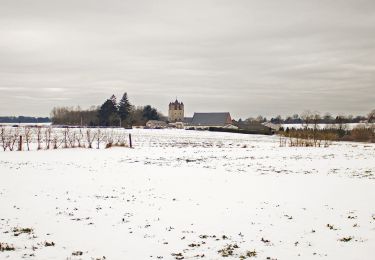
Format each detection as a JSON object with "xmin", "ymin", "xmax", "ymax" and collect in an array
[{"xmin": 0, "ymin": 242, "xmax": 15, "ymax": 252}]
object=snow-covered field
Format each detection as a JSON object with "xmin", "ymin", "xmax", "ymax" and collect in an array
[{"xmin": 0, "ymin": 129, "xmax": 374, "ymax": 260}]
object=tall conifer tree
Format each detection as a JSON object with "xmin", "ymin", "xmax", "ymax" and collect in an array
[{"xmin": 118, "ymin": 92, "xmax": 132, "ymax": 126}]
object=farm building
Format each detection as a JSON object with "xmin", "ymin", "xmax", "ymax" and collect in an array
[
  {"xmin": 262, "ymin": 122, "xmax": 281, "ymax": 131},
  {"xmin": 190, "ymin": 112, "xmax": 234, "ymax": 128},
  {"xmin": 146, "ymin": 120, "xmax": 168, "ymax": 129}
]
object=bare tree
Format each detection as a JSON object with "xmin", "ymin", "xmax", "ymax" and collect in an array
[
  {"xmin": 301, "ymin": 110, "xmax": 313, "ymax": 129},
  {"xmin": 68, "ymin": 129, "xmax": 76, "ymax": 148},
  {"xmin": 0, "ymin": 127, "xmax": 7, "ymax": 151},
  {"xmin": 24, "ymin": 127, "xmax": 32, "ymax": 151},
  {"xmin": 44, "ymin": 127, "xmax": 52, "ymax": 149},
  {"xmin": 7, "ymin": 128, "xmax": 19, "ymax": 151},
  {"xmin": 76, "ymin": 129, "xmax": 84, "ymax": 148},
  {"xmin": 35, "ymin": 127, "xmax": 43, "ymax": 150},
  {"xmin": 105, "ymin": 130, "xmax": 115, "ymax": 148},
  {"xmin": 85, "ymin": 128, "xmax": 96, "ymax": 148},
  {"xmin": 62, "ymin": 128, "xmax": 69, "ymax": 148},
  {"xmin": 52, "ymin": 131, "xmax": 62, "ymax": 149},
  {"xmin": 311, "ymin": 112, "xmax": 321, "ymax": 146},
  {"xmin": 115, "ymin": 132, "xmax": 127, "ymax": 147},
  {"xmin": 95, "ymin": 128, "xmax": 105, "ymax": 149}
]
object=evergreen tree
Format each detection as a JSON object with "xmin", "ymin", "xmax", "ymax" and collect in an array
[
  {"xmin": 142, "ymin": 105, "xmax": 159, "ymax": 121},
  {"xmin": 110, "ymin": 95, "xmax": 117, "ymax": 106},
  {"xmin": 98, "ymin": 95, "xmax": 119, "ymax": 126},
  {"xmin": 118, "ymin": 92, "xmax": 132, "ymax": 126}
]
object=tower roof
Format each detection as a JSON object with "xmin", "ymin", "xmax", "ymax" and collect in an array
[{"xmin": 170, "ymin": 99, "xmax": 183, "ymax": 105}]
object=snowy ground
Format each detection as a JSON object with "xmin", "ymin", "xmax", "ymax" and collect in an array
[{"xmin": 0, "ymin": 129, "xmax": 374, "ymax": 260}]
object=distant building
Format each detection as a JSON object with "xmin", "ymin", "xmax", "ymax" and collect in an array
[
  {"xmin": 222, "ymin": 124, "xmax": 238, "ymax": 129},
  {"xmin": 262, "ymin": 122, "xmax": 281, "ymax": 131},
  {"xmin": 190, "ymin": 112, "xmax": 233, "ymax": 128},
  {"xmin": 236, "ymin": 120, "xmax": 275, "ymax": 134},
  {"xmin": 168, "ymin": 121, "xmax": 185, "ymax": 129},
  {"xmin": 146, "ymin": 120, "xmax": 167, "ymax": 129},
  {"xmin": 183, "ymin": 117, "xmax": 193, "ymax": 124},
  {"xmin": 168, "ymin": 99, "xmax": 184, "ymax": 122}
]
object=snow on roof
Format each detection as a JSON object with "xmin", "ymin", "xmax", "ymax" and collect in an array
[
  {"xmin": 191, "ymin": 112, "xmax": 231, "ymax": 126},
  {"xmin": 146, "ymin": 120, "xmax": 167, "ymax": 125}
]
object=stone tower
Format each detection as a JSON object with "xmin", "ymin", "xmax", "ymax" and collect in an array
[{"xmin": 168, "ymin": 99, "xmax": 184, "ymax": 122}]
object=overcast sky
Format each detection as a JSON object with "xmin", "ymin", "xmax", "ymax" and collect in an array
[{"xmin": 0, "ymin": 0, "xmax": 374, "ymax": 118}]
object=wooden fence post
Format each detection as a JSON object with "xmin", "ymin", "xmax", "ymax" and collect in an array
[
  {"xmin": 18, "ymin": 135, "xmax": 22, "ymax": 151},
  {"xmin": 129, "ymin": 133, "xmax": 132, "ymax": 148}
]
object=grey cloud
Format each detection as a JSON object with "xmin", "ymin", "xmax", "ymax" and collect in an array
[{"xmin": 0, "ymin": 0, "xmax": 374, "ymax": 118}]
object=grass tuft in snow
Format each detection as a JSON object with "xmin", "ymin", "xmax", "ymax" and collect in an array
[
  {"xmin": 0, "ymin": 242, "xmax": 15, "ymax": 252},
  {"xmin": 339, "ymin": 236, "xmax": 353, "ymax": 242},
  {"xmin": 12, "ymin": 227, "xmax": 33, "ymax": 236},
  {"xmin": 72, "ymin": 251, "xmax": 83, "ymax": 256},
  {"xmin": 44, "ymin": 241, "xmax": 55, "ymax": 247},
  {"xmin": 218, "ymin": 243, "xmax": 239, "ymax": 257},
  {"xmin": 326, "ymin": 224, "xmax": 338, "ymax": 230},
  {"xmin": 241, "ymin": 250, "xmax": 258, "ymax": 259}
]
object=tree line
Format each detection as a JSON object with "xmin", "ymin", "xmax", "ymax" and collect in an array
[
  {"xmin": 0, "ymin": 126, "xmax": 132, "ymax": 151},
  {"xmin": 276, "ymin": 109, "xmax": 375, "ymax": 146},
  {"xmin": 278, "ymin": 125, "xmax": 375, "ymax": 146},
  {"xmin": 239, "ymin": 109, "xmax": 375, "ymax": 125},
  {"xmin": 0, "ymin": 116, "xmax": 50, "ymax": 124},
  {"xmin": 51, "ymin": 93, "xmax": 162, "ymax": 127}
]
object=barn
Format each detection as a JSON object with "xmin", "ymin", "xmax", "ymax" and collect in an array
[{"xmin": 190, "ymin": 112, "xmax": 234, "ymax": 128}]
